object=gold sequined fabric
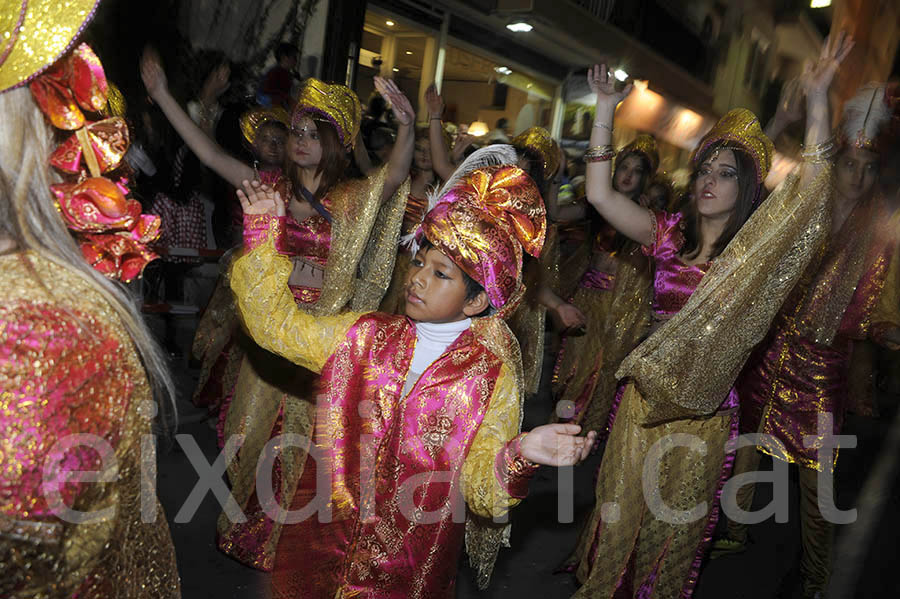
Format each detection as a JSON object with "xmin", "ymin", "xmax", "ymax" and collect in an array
[
  {"xmin": 551, "ymin": 251, "xmax": 653, "ymax": 432},
  {"xmin": 617, "ymin": 167, "xmax": 833, "ymax": 422},
  {"xmin": 0, "ymin": 0, "xmax": 100, "ymax": 93},
  {"xmin": 0, "ymin": 251, "xmax": 180, "ymax": 598},
  {"xmin": 573, "ymin": 382, "xmax": 736, "ymax": 598},
  {"xmin": 690, "ymin": 108, "xmax": 774, "ymax": 183},
  {"xmin": 793, "ymin": 193, "xmax": 887, "ymax": 346},
  {"xmin": 316, "ymin": 164, "xmax": 408, "ymax": 315}
]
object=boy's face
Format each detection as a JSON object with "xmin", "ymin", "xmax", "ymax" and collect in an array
[{"xmin": 404, "ymin": 247, "xmax": 488, "ymax": 323}]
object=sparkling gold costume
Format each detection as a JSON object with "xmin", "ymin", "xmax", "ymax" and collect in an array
[
  {"xmin": 0, "ymin": 253, "xmax": 180, "ymax": 598},
  {"xmin": 576, "ymin": 109, "xmax": 830, "ymax": 598}
]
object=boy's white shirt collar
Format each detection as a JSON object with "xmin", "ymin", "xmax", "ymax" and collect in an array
[{"xmin": 407, "ymin": 318, "xmax": 472, "ymax": 389}]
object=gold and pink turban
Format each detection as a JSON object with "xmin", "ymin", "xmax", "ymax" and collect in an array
[
  {"xmin": 418, "ymin": 164, "xmax": 546, "ymax": 309},
  {"xmin": 292, "ymin": 78, "xmax": 361, "ymax": 150}
]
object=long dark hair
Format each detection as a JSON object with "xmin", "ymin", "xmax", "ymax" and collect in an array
[
  {"xmin": 680, "ymin": 142, "xmax": 759, "ymax": 260},
  {"xmin": 286, "ymin": 118, "xmax": 349, "ymax": 201}
]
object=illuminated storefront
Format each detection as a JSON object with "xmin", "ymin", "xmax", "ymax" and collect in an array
[{"xmin": 355, "ymin": 7, "xmax": 559, "ymax": 137}]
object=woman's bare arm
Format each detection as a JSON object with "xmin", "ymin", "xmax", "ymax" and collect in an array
[
  {"xmin": 584, "ymin": 64, "xmax": 653, "ymax": 246},
  {"xmin": 140, "ymin": 48, "xmax": 253, "ymax": 188}
]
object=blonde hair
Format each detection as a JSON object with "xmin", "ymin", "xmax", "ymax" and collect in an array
[{"xmin": 0, "ymin": 87, "xmax": 176, "ymax": 434}]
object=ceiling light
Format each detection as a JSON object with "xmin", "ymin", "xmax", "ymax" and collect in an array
[
  {"xmin": 810, "ymin": 0, "xmax": 831, "ymax": 7},
  {"xmin": 392, "ymin": 67, "xmax": 399, "ymax": 72},
  {"xmin": 614, "ymin": 69, "xmax": 628, "ymax": 82},
  {"xmin": 385, "ymin": 20, "xmax": 395, "ymax": 26},
  {"xmin": 494, "ymin": 66, "xmax": 512, "ymax": 75},
  {"xmin": 506, "ymin": 22, "xmax": 533, "ymax": 33},
  {"xmin": 405, "ymin": 51, "xmax": 413, "ymax": 55}
]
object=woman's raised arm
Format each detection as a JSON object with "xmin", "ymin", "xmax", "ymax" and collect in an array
[
  {"xmin": 140, "ymin": 48, "xmax": 254, "ymax": 188},
  {"xmin": 584, "ymin": 64, "xmax": 654, "ymax": 247}
]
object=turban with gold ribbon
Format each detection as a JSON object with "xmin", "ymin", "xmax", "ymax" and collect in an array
[{"xmin": 418, "ymin": 164, "xmax": 546, "ymax": 309}]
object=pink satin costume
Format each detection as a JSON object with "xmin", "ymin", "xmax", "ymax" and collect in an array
[
  {"xmin": 739, "ymin": 200, "xmax": 900, "ymax": 471},
  {"xmin": 230, "ymin": 219, "xmax": 536, "ymax": 598}
]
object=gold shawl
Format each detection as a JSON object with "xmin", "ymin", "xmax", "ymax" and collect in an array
[
  {"xmin": 311, "ymin": 165, "xmax": 409, "ymax": 314},
  {"xmin": 616, "ymin": 167, "xmax": 834, "ymax": 423}
]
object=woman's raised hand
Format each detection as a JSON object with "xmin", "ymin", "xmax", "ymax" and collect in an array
[
  {"xmin": 803, "ymin": 31, "xmax": 854, "ymax": 98},
  {"xmin": 140, "ymin": 47, "xmax": 168, "ymax": 101},
  {"xmin": 375, "ymin": 77, "xmax": 415, "ymax": 126},
  {"xmin": 588, "ymin": 63, "xmax": 633, "ymax": 108},
  {"xmin": 237, "ymin": 180, "xmax": 285, "ymax": 218},
  {"xmin": 425, "ymin": 83, "xmax": 445, "ymax": 119}
]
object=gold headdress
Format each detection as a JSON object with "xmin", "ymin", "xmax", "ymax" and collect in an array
[
  {"xmin": 240, "ymin": 106, "xmax": 290, "ymax": 148},
  {"xmin": 691, "ymin": 108, "xmax": 773, "ymax": 184},
  {"xmin": 0, "ymin": 0, "xmax": 101, "ymax": 93},
  {"xmin": 618, "ymin": 134, "xmax": 659, "ymax": 173},
  {"xmin": 511, "ymin": 126, "xmax": 559, "ymax": 179},
  {"xmin": 292, "ymin": 78, "xmax": 361, "ymax": 150}
]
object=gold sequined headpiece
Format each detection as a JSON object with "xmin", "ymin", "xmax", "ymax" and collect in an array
[
  {"xmin": 0, "ymin": 0, "xmax": 101, "ymax": 93},
  {"xmin": 292, "ymin": 78, "xmax": 361, "ymax": 150},
  {"xmin": 691, "ymin": 108, "xmax": 773, "ymax": 184},
  {"xmin": 240, "ymin": 106, "xmax": 290, "ymax": 148},
  {"xmin": 511, "ymin": 126, "xmax": 559, "ymax": 179},
  {"xmin": 618, "ymin": 134, "xmax": 659, "ymax": 173}
]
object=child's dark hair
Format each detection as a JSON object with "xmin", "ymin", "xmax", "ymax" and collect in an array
[
  {"xmin": 275, "ymin": 43, "xmax": 298, "ymax": 61},
  {"xmin": 416, "ymin": 239, "xmax": 490, "ymax": 315}
]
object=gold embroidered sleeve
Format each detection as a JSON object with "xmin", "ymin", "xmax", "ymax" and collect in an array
[
  {"xmin": 230, "ymin": 224, "xmax": 361, "ymax": 373},
  {"xmin": 461, "ymin": 363, "xmax": 528, "ymax": 519}
]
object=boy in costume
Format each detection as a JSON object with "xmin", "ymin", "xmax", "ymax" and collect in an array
[{"xmin": 230, "ymin": 155, "xmax": 595, "ymax": 598}]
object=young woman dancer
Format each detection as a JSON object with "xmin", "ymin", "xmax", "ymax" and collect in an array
[
  {"xmin": 573, "ymin": 34, "xmax": 849, "ymax": 598},
  {"xmin": 718, "ymin": 81, "xmax": 900, "ymax": 598},
  {"xmin": 545, "ymin": 134, "xmax": 659, "ymax": 434}
]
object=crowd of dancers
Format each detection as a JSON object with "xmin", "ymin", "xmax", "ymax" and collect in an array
[{"xmin": 2, "ymin": 2, "xmax": 899, "ymax": 599}]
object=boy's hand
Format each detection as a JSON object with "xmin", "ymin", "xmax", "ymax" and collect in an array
[
  {"xmin": 237, "ymin": 179, "xmax": 285, "ymax": 217},
  {"xmin": 520, "ymin": 424, "xmax": 596, "ymax": 467}
]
